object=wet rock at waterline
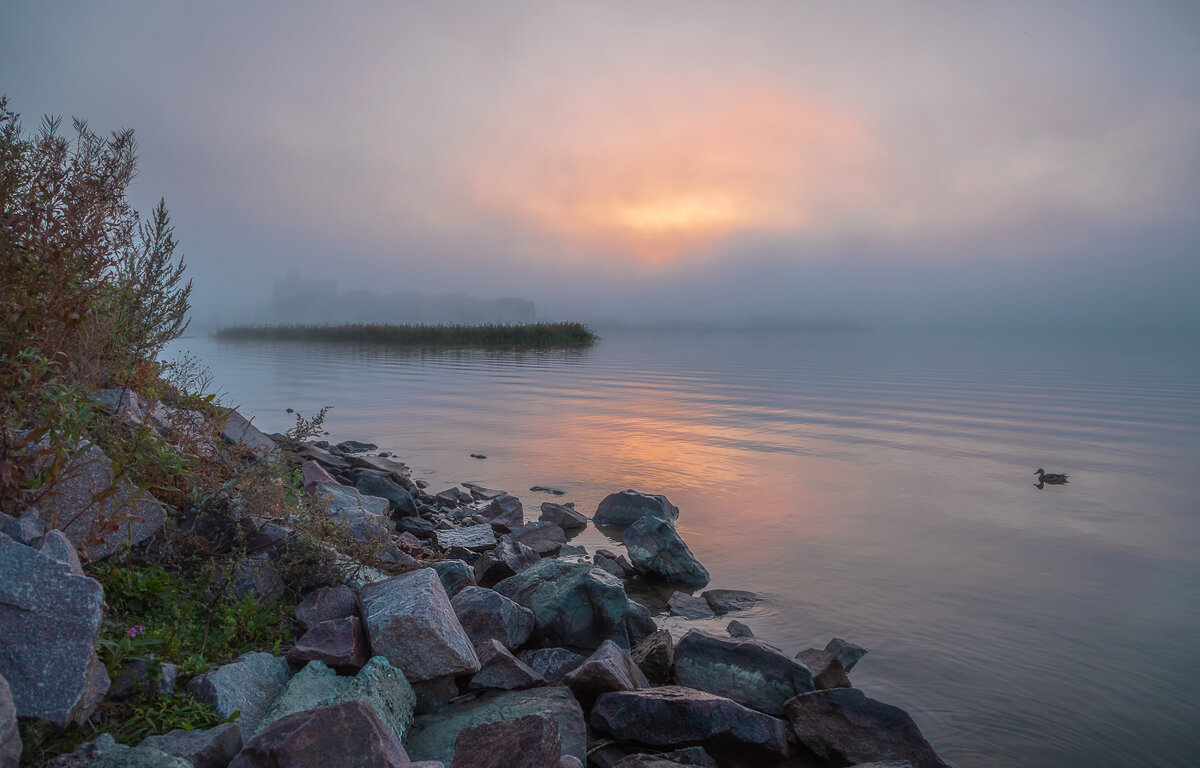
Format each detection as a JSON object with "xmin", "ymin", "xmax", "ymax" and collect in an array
[
  {"xmin": 726, "ymin": 620, "xmax": 755, "ymax": 639},
  {"xmin": 357, "ymin": 568, "xmax": 480, "ymax": 682},
  {"xmin": 494, "ymin": 559, "xmax": 633, "ymax": 651},
  {"xmin": 702, "ymin": 589, "xmax": 759, "ymax": 614},
  {"xmin": 481, "ymin": 493, "xmax": 525, "ymax": 533},
  {"xmin": 825, "ymin": 637, "xmax": 869, "ymax": 672},
  {"xmin": 623, "ymin": 516, "xmax": 710, "ymax": 587},
  {"xmin": 590, "ymin": 686, "xmax": 789, "ymax": 768},
  {"xmin": 353, "ymin": 471, "xmax": 418, "ymax": 517},
  {"xmin": 538, "ymin": 502, "xmax": 588, "ymax": 530},
  {"xmin": 783, "ymin": 688, "xmax": 949, "ymax": 768},
  {"xmin": 795, "ymin": 648, "xmax": 853, "ymax": 690},
  {"xmin": 474, "ymin": 538, "xmax": 541, "ymax": 588},
  {"xmin": 0, "ymin": 533, "xmax": 108, "ymax": 726},
  {"xmin": 593, "ymin": 490, "xmax": 679, "ymax": 527},
  {"xmin": 504, "ymin": 521, "xmax": 567, "ymax": 556},
  {"xmin": 673, "ymin": 631, "xmax": 814, "ymax": 716},
  {"xmin": 667, "ymin": 592, "xmax": 715, "ymax": 620}
]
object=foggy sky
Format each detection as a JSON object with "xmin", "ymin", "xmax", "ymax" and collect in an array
[{"xmin": 3, "ymin": 1, "xmax": 1199, "ymax": 332}]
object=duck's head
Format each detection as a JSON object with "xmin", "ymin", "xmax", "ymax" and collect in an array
[{"xmin": 1034, "ymin": 468, "xmax": 1045, "ymax": 475}]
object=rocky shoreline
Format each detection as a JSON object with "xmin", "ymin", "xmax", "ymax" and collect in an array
[{"xmin": 0, "ymin": 394, "xmax": 952, "ymax": 768}]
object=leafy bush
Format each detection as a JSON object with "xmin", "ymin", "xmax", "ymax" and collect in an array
[{"xmin": 0, "ymin": 96, "xmax": 192, "ymax": 515}]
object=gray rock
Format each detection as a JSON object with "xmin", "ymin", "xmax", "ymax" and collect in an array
[
  {"xmin": 37, "ymin": 442, "xmax": 167, "ymax": 561},
  {"xmin": 187, "ymin": 652, "xmax": 292, "ymax": 733},
  {"xmin": 516, "ymin": 648, "xmax": 586, "ymax": 686},
  {"xmin": 557, "ymin": 544, "xmax": 587, "ymax": 557},
  {"xmin": 784, "ymin": 688, "xmax": 948, "ymax": 768},
  {"xmin": 559, "ymin": 758, "xmax": 583, "ymax": 768},
  {"xmin": 702, "ymin": 589, "xmax": 759, "ymax": 614},
  {"xmin": 396, "ymin": 516, "xmax": 437, "ymax": 540},
  {"xmin": 494, "ymin": 559, "xmax": 632, "ymax": 651},
  {"xmin": 594, "ymin": 491, "xmax": 679, "ymax": 528},
  {"xmin": 474, "ymin": 538, "xmax": 541, "ymax": 588},
  {"xmin": 255, "ymin": 657, "xmax": 415, "ymax": 742},
  {"xmin": 431, "ymin": 559, "xmax": 476, "ymax": 598},
  {"xmin": 37, "ymin": 528, "xmax": 83, "ymax": 575},
  {"xmin": 405, "ymin": 687, "xmax": 586, "ymax": 766},
  {"xmin": 463, "ymin": 483, "xmax": 507, "ymax": 501},
  {"xmin": 504, "ymin": 521, "xmax": 566, "ymax": 556},
  {"xmin": 825, "ymin": 637, "xmax": 869, "ymax": 672},
  {"xmin": 0, "ymin": 673, "xmax": 19, "ymax": 768},
  {"xmin": 451, "ymin": 586, "xmax": 535, "ymax": 650},
  {"xmin": 357, "ymin": 568, "xmax": 480, "ymax": 682},
  {"xmin": 300, "ymin": 460, "xmax": 338, "ymax": 492},
  {"xmin": 593, "ymin": 549, "xmax": 635, "ymax": 578},
  {"xmin": 654, "ymin": 746, "xmax": 718, "ymax": 767},
  {"xmin": 673, "ymin": 631, "xmax": 814, "ymax": 716},
  {"xmin": 336, "ymin": 440, "xmax": 377, "ymax": 454},
  {"xmin": 295, "ymin": 585, "xmax": 358, "ymax": 630},
  {"xmin": 562, "ymin": 639, "xmax": 648, "ymax": 695},
  {"xmin": 0, "ymin": 533, "xmax": 108, "ymax": 725},
  {"xmin": 590, "ymin": 686, "xmax": 789, "ymax": 768},
  {"xmin": 481, "ymin": 494, "xmax": 524, "ymax": 533},
  {"xmin": 287, "ymin": 616, "xmax": 369, "ymax": 672},
  {"xmin": 231, "ymin": 555, "xmax": 286, "ymax": 603},
  {"xmin": 230, "ymin": 700, "xmax": 408, "ymax": 768},
  {"xmin": 298, "ymin": 444, "xmax": 351, "ymax": 472},
  {"xmin": 434, "ymin": 524, "xmax": 497, "ymax": 552},
  {"xmin": 314, "ymin": 483, "xmax": 391, "ymax": 544},
  {"xmin": 667, "ymin": 592, "xmax": 715, "ymax": 620},
  {"xmin": 726, "ymin": 620, "xmax": 754, "ymax": 639},
  {"xmin": 469, "ymin": 639, "xmax": 546, "ymax": 691},
  {"xmin": 623, "ymin": 516, "xmax": 709, "ymax": 587},
  {"xmin": 452, "ymin": 712, "xmax": 561, "ymax": 768},
  {"xmin": 796, "ymin": 649, "xmax": 852, "ymax": 690},
  {"xmin": 346, "ymin": 454, "xmax": 409, "ymax": 480},
  {"xmin": 0, "ymin": 506, "xmax": 43, "ymax": 544},
  {"xmin": 624, "ymin": 600, "xmax": 657, "ymax": 648},
  {"xmin": 138, "ymin": 723, "xmax": 243, "ymax": 768},
  {"xmin": 47, "ymin": 733, "xmax": 191, "ymax": 767},
  {"xmin": 630, "ymin": 630, "xmax": 674, "ymax": 685},
  {"xmin": 220, "ymin": 410, "xmax": 278, "ymax": 459},
  {"xmin": 539, "ymin": 502, "xmax": 587, "ymax": 530},
  {"xmin": 353, "ymin": 471, "xmax": 418, "ymax": 517}
]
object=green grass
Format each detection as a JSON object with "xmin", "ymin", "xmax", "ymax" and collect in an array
[{"xmin": 213, "ymin": 321, "xmax": 598, "ymax": 348}]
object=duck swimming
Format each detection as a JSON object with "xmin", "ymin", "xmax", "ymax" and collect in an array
[{"xmin": 1034, "ymin": 468, "xmax": 1069, "ymax": 484}]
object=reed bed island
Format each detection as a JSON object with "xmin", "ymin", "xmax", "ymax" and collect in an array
[{"xmin": 214, "ymin": 322, "xmax": 598, "ymax": 348}]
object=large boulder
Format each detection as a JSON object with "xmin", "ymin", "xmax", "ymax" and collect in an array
[
  {"xmin": 46, "ymin": 733, "xmax": 191, "ymax": 767},
  {"xmin": 593, "ymin": 491, "xmax": 678, "ymax": 528},
  {"xmin": 405, "ymin": 687, "xmax": 586, "ymax": 766},
  {"xmin": 474, "ymin": 538, "xmax": 541, "ymax": 588},
  {"xmin": 538, "ymin": 502, "xmax": 587, "ymax": 531},
  {"xmin": 481, "ymin": 494, "xmax": 525, "ymax": 533},
  {"xmin": 452, "ymin": 712, "xmax": 561, "ymax": 768},
  {"xmin": 256, "ymin": 657, "xmax": 415, "ymax": 742},
  {"xmin": 562, "ymin": 640, "xmax": 648, "ymax": 695},
  {"xmin": 0, "ymin": 673, "xmax": 20, "ymax": 768},
  {"xmin": 431, "ymin": 559, "xmax": 477, "ymax": 598},
  {"xmin": 230, "ymin": 700, "xmax": 408, "ymax": 768},
  {"xmin": 37, "ymin": 442, "xmax": 167, "ymax": 561},
  {"xmin": 468, "ymin": 639, "xmax": 546, "ymax": 691},
  {"xmin": 783, "ymin": 688, "xmax": 949, "ymax": 768},
  {"xmin": 220, "ymin": 410, "xmax": 278, "ymax": 459},
  {"xmin": 187, "ymin": 652, "xmax": 292, "ymax": 733},
  {"xmin": 673, "ymin": 631, "xmax": 813, "ymax": 716},
  {"xmin": 357, "ymin": 568, "xmax": 480, "ymax": 681},
  {"xmin": 504, "ymin": 521, "xmax": 567, "ymax": 557},
  {"xmin": 516, "ymin": 649, "xmax": 585, "ymax": 686},
  {"xmin": 138, "ymin": 723, "xmax": 243, "ymax": 768},
  {"xmin": 0, "ymin": 533, "xmax": 108, "ymax": 725},
  {"xmin": 435, "ymin": 524, "xmax": 496, "ymax": 553},
  {"xmin": 353, "ymin": 471, "xmax": 418, "ymax": 517},
  {"xmin": 623, "ymin": 516, "xmax": 709, "ymax": 587},
  {"xmin": 630, "ymin": 630, "xmax": 674, "ymax": 685},
  {"xmin": 295, "ymin": 585, "xmax": 358, "ymax": 630},
  {"xmin": 286, "ymin": 616, "xmax": 369, "ymax": 672},
  {"xmin": 451, "ymin": 586, "xmax": 535, "ymax": 650},
  {"xmin": 590, "ymin": 687, "xmax": 789, "ymax": 768},
  {"xmin": 494, "ymin": 559, "xmax": 632, "ymax": 651}
]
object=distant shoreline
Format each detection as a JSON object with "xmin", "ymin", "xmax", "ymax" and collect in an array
[{"xmin": 213, "ymin": 321, "xmax": 598, "ymax": 348}]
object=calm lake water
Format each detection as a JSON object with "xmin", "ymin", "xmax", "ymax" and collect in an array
[{"xmin": 170, "ymin": 329, "xmax": 1200, "ymax": 768}]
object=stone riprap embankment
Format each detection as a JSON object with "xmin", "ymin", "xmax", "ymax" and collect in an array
[{"xmin": 4, "ymin": 405, "xmax": 950, "ymax": 768}]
